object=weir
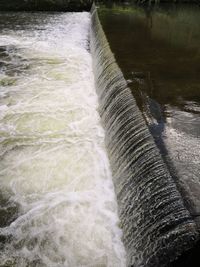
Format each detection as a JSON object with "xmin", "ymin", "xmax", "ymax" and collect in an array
[
  {"xmin": 0, "ymin": 1, "xmax": 199, "ymax": 267},
  {"xmin": 90, "ymin": 4, "xmax": 199, "ymax": 267}
]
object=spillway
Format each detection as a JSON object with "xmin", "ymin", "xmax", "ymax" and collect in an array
[
  {"xmin": 0, "ymin": 12, "xmax": 126, "ymax": 266},
  {"xmin": 0, "ymin": 5, "xmax": 199, "ymax": 267},
  {"xmin": 90, "ymin": 4, "xmax": 199, "ymax": 267}
]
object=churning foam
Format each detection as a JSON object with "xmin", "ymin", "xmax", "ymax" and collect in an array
[{"xmin": 0, "ymin": 12, "xmax": 126, "ymax": 266}]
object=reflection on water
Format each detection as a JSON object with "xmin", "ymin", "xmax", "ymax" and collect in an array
[{"xmin": 98, "ymin": 3, "xmax": 200, "ymax": 223}]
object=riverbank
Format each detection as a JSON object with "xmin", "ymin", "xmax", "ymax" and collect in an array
[{"xmin": 0, "ymin": 0, "xmax": 93, "ymax": 11}]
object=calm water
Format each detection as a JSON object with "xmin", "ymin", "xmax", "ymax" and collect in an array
[{"xmin": 99, "ymin": 3, "xmax": 200, "ymax": 220}]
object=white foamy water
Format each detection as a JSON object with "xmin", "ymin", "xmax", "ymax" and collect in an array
[{"xmin": 0, "ymin": 12, "xmax": 126, "ymax": 266}]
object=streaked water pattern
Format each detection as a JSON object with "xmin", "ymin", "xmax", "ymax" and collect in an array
[
  {"xmin": 0, "ymin": 12, "xmax": 126, "ymax": 267},
  {"xmin": 91, "ymin": 5, "xmax": 199, "ymax": 267},
  {"xmin": 98, "ymin": 3, "xmax": 200, "ymax": 225}
]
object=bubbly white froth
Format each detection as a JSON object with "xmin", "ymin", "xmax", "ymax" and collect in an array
[{"xmin": 0, "ymin": 12, "xmax": 126, "ymax": 266}]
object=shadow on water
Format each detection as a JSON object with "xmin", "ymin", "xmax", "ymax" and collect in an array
[
  {"xmin": 0, "ymin": 45, "xmax": 30, "ymax": 80},
  {"xmin": 0, "ymin": 45, "xmax": 24, "ymax": 256},
  {"xmin": 0, "ymin": 190, "xmax": 19, "ymax": 228},
  {"xmin": 98, "ymin": 2, "xmax": 200, "ymax": 266},
  {"xmin": 0, "ymin": 190, "xmax": 19, "ymax": 254},
  {"xmin": 169, "ymin": 240, "xmax": 200, "ymax": 267}
]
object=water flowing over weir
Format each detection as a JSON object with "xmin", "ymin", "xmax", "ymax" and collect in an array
[
  {"xmin": 0, "ymin": 12, "xmax": 126, "ymax": 266},
  {"xmin": 90, "ymin": 4, "xmax": 199, "ymax": 267}
]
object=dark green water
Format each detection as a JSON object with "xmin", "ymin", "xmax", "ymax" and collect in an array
[
  {"xmin": 98, "ymin": 3, "xmax": 200, "ymax": 118},
  {"xmin": 98, "ymin": 1, "xmax": 200, "ymax": 231}
]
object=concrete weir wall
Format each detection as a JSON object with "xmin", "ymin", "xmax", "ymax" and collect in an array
[
  {"xmin": 90, "ymin": 4, "xmax": 199, "ymax": 267},
  {"xmin": 0, "ymin": 0, "xmax": 93, "ymax": 11}
]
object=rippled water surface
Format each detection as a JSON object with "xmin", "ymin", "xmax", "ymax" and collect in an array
[
  {"xmin": 98, "ymin": 3, "xmax": 200, "ymax": 220},
  {"xmin": 0, "ymin": 12, "xmax": 126, "ymax": 267}
]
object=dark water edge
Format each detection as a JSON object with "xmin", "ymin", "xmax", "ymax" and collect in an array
[
  {"xmin": 169, "ymin": 240, "xmax": 200, "ymax": 267},
  {"xmin": 98, "ymin": 2, "xmax": 200, "ymax": 266},
  {"xmin": 97, "ymin": 0, "xmax": 200, "ymax": 6},
  {"xmin": 0, "ymin": 0, "xmax": 93, "ymax": 11}
]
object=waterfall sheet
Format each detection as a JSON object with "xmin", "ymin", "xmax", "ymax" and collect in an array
[{"xmin": 90, "ymin": 4, "xmax": 199, "ymax": 267}]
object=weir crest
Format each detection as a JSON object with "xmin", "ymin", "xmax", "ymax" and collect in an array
[{"xmin": 90, "ymin": 4, "xmax": 199, "ymax": 267}]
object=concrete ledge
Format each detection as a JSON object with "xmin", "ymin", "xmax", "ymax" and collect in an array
[{"xmin": 0, "ymin": 0, "xmax": 93, "ymax": 11}]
